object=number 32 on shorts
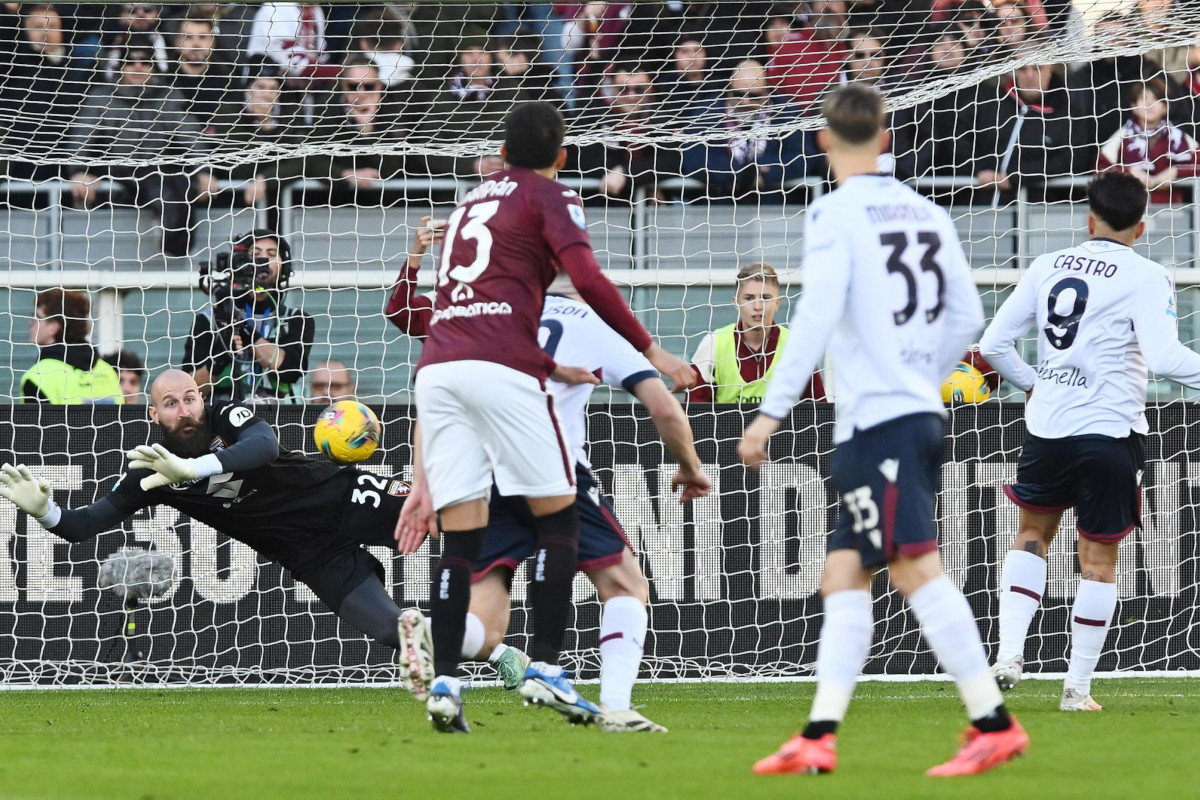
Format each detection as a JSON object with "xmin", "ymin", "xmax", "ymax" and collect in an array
[
  {"xmin": 351, "ymin": 473, "xmax": 390, "ymax": 508},
  {"xmin": 844, "ymin": 486, "xmax": 883, "ymax": 550}
]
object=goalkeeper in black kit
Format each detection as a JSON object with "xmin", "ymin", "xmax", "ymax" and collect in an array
[{"xmin": 0, "ymin": 370, "xmax": 416, "ymax": 658}]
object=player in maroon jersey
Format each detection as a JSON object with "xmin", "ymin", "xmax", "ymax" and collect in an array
[{"xmin": 402, "ymin": 101, "xmax": 694, "ymax": 733}]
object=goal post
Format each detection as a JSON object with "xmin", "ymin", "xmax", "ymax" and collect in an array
[{"xmin": 1, "ymin": 1, "xmax": 1199, "ymax": 684}]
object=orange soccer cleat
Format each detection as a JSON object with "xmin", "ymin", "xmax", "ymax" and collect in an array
[
  {"xmin": 753, "ymin": 733, "xmax": 837, "ymax": 775},
  {"xmin": 926, "ymin": 717, "xmax": 1029, "ymax": 777}
]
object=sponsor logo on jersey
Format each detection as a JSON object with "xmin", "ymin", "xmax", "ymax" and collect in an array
[
  {"xmin": 1036, "ymin": 361, "xmax": 1089, "ymax": 388},
  {"xmin": 1168, "ymin": 294, "xmax": 1177, "ymax": 319},
  {"xmin": 227, "ymin": 406, "xmax": 254, "ymax": 428},
  {"xmin": 431, "ymin": 301, "xmax": 514, "ymax": 325},
  {"xmin": 568, "ymin": 204, "xmax": 587, "ymax": 230}
]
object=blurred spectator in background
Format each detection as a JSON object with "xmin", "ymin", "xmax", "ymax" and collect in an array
[
  {"xmin": 424, "ymin": 40, "xmax": 524, "ymax": 177},
  {"xmin": 767, "ymin": 0, "xmax": 847, "ymax": 111},
  {"xmin": 67, "ymin": 37, "xmax": 208, "ymax": 258},
  {"xmin": 100, "ymin": 348, "xmax": 148, "ymax": 404},
  {"xmin": 319, "ymin": 54, "xmax": 411, "ymax": 191},
  {"xmin": 168, "ymin": 10, "xmax": 237, "ymax": 137},
  {"xmin": 842, "ymin": 29, "xmax": 892, "ymax": 91},
  {"xmin": 349, "ymin": 6, "xmax": 418, "ymax": 88},
  {"xmin": 990, "ymin": 4, "xmax": 1031, "ymax": 61},
  {"xmin": 682, "ymin": 59, "xmax": 819, "ymax": 199},
  {"xmin": 560, "ymin": 2, "xmax": 632, "ymax": 105},
  {"xmin": 574, "ymin": 67, "xmax": 681, "ymax": 201},
  {"xmin": 760, "ymin": 13, "xmax": 794, "ymax": 62},
  {"xmin": 975, "ymin": 58, "xmax": 1077, "ymax": 198},
  {"xmin": 227, "ymin": 56, "xmax": 305, "ymax": 227},
  {"xmin": 1137, "ymin": 0, "xmax": 1189, "ymax": 87},
  {"xmin": 1069, "ymin": 13, "xmax": 1153, "ymax": 148},
  {"xmin": 184, "ymin": 230, "xmax": 314, "ymax": 403},
  {"xmin": 101, "ymin": 3, "xmax": 168, "ymax": 78},
  {"xmin": 309, "ymin": 359, "xmax": 356, "ymax": 403},
  {"xmin": 893, "ymin": 28, "xmax": 994, "ymax": 180},
  {"xmin": 1097, "ymin": 78, "xmax": 1198, "ymax": 204},
  {"xmin": 946, "ymin": 1, "xmax": 990, "ymax": 63},
  {"xmin": 660, "ymin": 35, "xmax": 722, "ymax": 121},
  {"xmin": 933, "ymin": 0, "xmax": 1048, "ymax": 33},
  {"xmin": 248, "ymin": 0, "xmax": 338, "ymax": 118},
  {"xmin": 496, "ymin": 32, "xmax": 556, "ymax": 101},
  {"xmin": 0, "ymin": 4, "xmax": 88, "ymax": 180},
  {"xmin": 686, "ymin": 263, "xmax": 824, "ymax": 403},
  {"xmin": 23, "ymin": 289, "xmax": 123, "ymax": 405}
]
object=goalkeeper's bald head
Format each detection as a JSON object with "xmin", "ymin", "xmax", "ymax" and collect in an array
[{"xmin": 149, "ymin": 371, "xmax": 211, "ymax": 457}]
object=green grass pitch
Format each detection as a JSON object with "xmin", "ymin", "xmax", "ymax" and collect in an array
[{"xmin": 0, "ymin": 679, "xmax": 1194, "ymax": 799}]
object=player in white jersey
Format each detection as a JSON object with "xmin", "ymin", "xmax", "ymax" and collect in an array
[
  {"xmin": 979, "ymin": 172, "xmax": 1200, "ymax": 711},
  {"xmin": 739, "ymin": 84, "xmax": 1028, "ymax": 777}
]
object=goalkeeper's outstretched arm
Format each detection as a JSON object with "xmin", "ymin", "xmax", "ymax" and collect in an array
[{"xmin": 0, "ymin": 464, "xmax": 137, "ymax": 544}]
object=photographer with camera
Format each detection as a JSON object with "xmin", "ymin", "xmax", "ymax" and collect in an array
[{"xmin": 183, "ymin": 230, "xmax": 314, "ymax": 403}]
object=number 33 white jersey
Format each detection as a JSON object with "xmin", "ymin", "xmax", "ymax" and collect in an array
[
  {"xmin": 981, "ymin": 237, "xmax": 1200, "ymax": 439},
  {"xmin": 760, "ymin": 174, "xmax": 984, "ymax": 443}
]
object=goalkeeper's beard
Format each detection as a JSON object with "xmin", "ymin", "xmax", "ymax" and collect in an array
[{"xmin": 159, "ymin": 418, "xmax": 214, "ymax": 458}]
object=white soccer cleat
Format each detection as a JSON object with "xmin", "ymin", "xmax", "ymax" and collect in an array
[
  {"xmin": 1060, "ymin": 686, "xmax": 1102, "ymax": 712},
  {"xmin": 598, "ymin": 707, "xmax": 668, "ymax": 733},
  {"xmin": 992, "ymin": 657, "xmax": 1024, "ymax": 692},
  {"xmin": 396, "ymin": 608, "xmax": 435, "ymax": 701}
]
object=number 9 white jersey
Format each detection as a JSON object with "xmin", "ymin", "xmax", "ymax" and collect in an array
[
  {"xmin": 981, "ymin": 238, "xmax": 1200, "ymax": 438},
  {"xmin": 760, "ymin": 174, "xmax": 984, "ymax": 443}
]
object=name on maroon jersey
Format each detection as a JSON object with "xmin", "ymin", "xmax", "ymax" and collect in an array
[{"xmin": 462, "ymin": 176, "xmax": 520, "ymax": 204}]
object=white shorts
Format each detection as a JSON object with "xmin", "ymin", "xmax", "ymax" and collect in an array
[{"xmin": 414, "ymin": 360, "xmax": 576, "ymax": 510}]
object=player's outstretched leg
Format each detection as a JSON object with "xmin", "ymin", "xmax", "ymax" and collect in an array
[
  {"xmin": 397, "ymin": 608, "xmax": 435, "ymax": 701},
  {"xmin": 518, "ymin": 498, "xmax": 601, "ymax": 724},
  {"xmin": 994, "ymin": 509, "xmax": 1058, "ymax": 691},
  {"xmin": 1061, "ymin": 539, "xmax": 1119, "ymax": 711},
  {"xmin": 896, "ymin": 565, "xmax": 1028, "ymax": 776},
  {"xmin": 755, "ymin": 554, "xmax": 873, "ymax": 776}
]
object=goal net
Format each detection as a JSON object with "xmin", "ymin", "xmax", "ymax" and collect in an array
[{"xmin": 0, "ymin": 1, "xmax": 1198, "ymax": 685}]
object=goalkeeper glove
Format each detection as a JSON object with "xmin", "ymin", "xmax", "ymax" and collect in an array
[
  {"xmin": 126, "ymin": 444, "xmax": 223, "ymax": 491},
  {"xmin": 0, "ymin": 463, "xmax": 60, "ymax": 528}
]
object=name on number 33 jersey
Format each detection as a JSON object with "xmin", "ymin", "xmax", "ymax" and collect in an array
[
  {"xmin": 981, "ymin": 238, "xmax": 1200, "ymax": 438},
  {"xmin": 416, "ymin": 167, "xmax": 592, "ymax": 380},
  {"xmin": 760, "ymin": 175, "xmax": 983, "ymax": 443}
]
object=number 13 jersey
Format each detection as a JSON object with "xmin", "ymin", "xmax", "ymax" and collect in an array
[
  {"xmin": 760, "ymin": 174, "xmax": 984, "ymax": 443},
  {"xmin": 416, "ymin": 167, "xmax": 592, "ymax": 380},
  {"xmin": 981, "ymin": 237, "xmax": 1200, "ymax": 439}
]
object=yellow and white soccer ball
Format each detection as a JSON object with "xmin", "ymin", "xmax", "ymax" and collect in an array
[
  {"xmin": 313, "ymin": 401, "xmax": 382, "ymax": 463},
  {"xmin": 941, "ymin": 362, "xmax": 991, "ymax": 404}
]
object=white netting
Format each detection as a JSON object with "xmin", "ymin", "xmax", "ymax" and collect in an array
[{"xmin": 1, "ymin": 1, "xmax": 1199, "ymax": 685}]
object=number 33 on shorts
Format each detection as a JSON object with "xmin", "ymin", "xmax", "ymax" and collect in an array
[{"xmin": 844, "ymin": 486, "xmax": 882, "ymax": 550}]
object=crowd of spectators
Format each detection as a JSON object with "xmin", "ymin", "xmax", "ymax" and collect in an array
[{"xmin": 2, "ymin": 1, "xmax": 1200, "ymax": 256}]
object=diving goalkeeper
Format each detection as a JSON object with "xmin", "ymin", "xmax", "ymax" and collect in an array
[{"xmin": 0, "ymin": 369, "xmax": 416, "ymax": 660}]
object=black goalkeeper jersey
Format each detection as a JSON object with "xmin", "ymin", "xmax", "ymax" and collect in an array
[{"xmin": 106, "ymin": 402, "xmax": 353, "ymax": 562}]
